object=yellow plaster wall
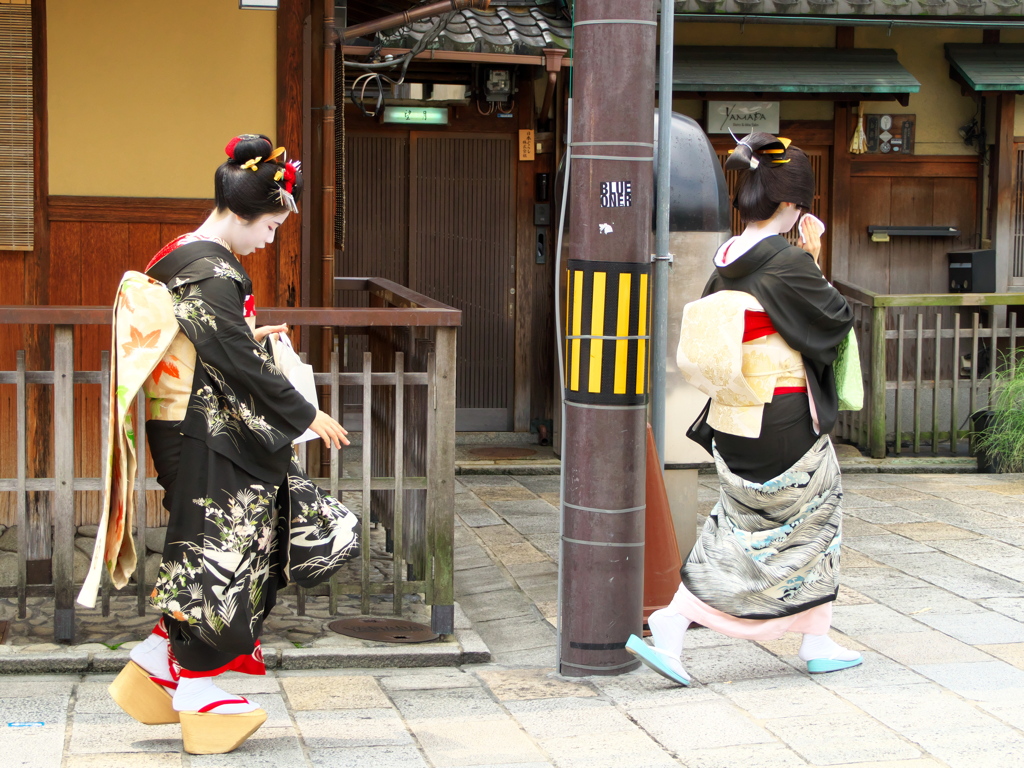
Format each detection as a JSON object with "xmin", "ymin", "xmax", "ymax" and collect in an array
[
  {"xmin": 48, "ymin": 0, "xmax": 277, "ymax": 198},
  {"xmin": 857, "ymin": 26, "xmax": 979, "ymax": 156}
]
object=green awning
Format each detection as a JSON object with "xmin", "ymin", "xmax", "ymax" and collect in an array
[
  {"xmin": 667, "ymin": 47, "xmax": 920, "ymax": 104},
  {"xmin": 945, "ymin": 44, "xmax": 1024, "ymax": 93}
]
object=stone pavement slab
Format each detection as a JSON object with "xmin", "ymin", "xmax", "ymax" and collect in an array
[{"xmin": 5, "ymin": 470, "xmax": 1024, "ymax": 767}]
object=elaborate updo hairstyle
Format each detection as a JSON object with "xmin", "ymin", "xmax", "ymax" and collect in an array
[
  {"xmin": 725, "ymin": 132, "xmax": 814, "ymax": 224},
  {"xmin": 215, "ymin": 134, "xmax": 303, "ymax": 220}
]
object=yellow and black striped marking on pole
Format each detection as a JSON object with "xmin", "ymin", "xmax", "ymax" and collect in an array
[{"xmin": 564, "ymin": 259, "xmax": 650, "ymax": 406}]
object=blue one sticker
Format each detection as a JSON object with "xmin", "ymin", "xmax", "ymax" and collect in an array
[{"xmin": 600, "ymin": 181, "xmax": 632, "ymax": 208}]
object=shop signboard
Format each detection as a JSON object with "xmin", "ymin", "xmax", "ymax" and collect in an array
[{"xmin": 706, "ymin": 101, "xmax": 780, "ymax": 135}]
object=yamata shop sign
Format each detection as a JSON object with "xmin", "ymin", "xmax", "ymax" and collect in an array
[{"xmin": 707, "ymin": 102, "xmax": 780, "ymax": 135}]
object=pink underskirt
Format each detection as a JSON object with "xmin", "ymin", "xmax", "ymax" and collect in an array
[{"xmin": 668, "ymin": 582, "xmax": 832, "ymax": 641}]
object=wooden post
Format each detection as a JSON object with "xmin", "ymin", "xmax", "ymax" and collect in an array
[
  {"xmin": 393, "ymin": 351, "xmax": 406, "ymax": 616},
  {"xmin": 428, "ymin": 328, "xmax": 457, "ymax": 635},
  {"xmin": 25, "ymin": 0, "xmax": 53, "ymax": 590},
  {"xmin": 321, "ymin": 0, "xmax": 336, "ymax": 310},
  {"xmin": 276, "ymin": 0, "xmax": 307, "ymax": 308},
  {"xmin": 15, "ymin": 351, "xmax": 27, "ymax": 618},
  {"xmin": 994, "ymin": 92, "xmax": 1014, "ymax": 294},
  {"xmin": 831, "ymin": 30, "xmax": 853, "ymax": 281},
  {"xmin": 870, "ymin": 305, "xmax": 887, "ymax": 459},
  {"xmin": 830, "ymin": 104, "xmax": 852, "ymax": 283},
  {"xmin": 361, "ymin": 351, "xmax": 372, "ymax": 617},
  {"xmin": 53, "ymin": 325, "xmax": 75, "ymax": 643}
]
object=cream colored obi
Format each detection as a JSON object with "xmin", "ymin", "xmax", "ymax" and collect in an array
[
  {"xmin": 676, "ymin": 290, "xmax": 806, "ymax": 438},
  {"xmin": 142, "ymin": 310, "xmax": 257, "ymax": 422},
  {"xmin": 143, "ymin": 334, "xmax": 196, "ymax": 422}
]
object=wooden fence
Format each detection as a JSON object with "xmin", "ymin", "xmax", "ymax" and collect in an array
[
  {"xmin": 834, "ymin": 280, "xmax": 1024, "ymax": 459},
  {"xmin": 0, "ymin": 277, "xmax": 459, "ymax": 642}
]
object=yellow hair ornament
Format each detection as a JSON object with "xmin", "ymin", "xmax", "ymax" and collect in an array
[
  {"xmin": 241, "ymin": 156, "xmax": 262, "ymax": 171},
  {"xmin": 266, "ymin": 146, "xmax": 287, "ymax": 164},
  {"xmin": 274, "ymin": 169, "xmax": 284, "ymax": 182}
]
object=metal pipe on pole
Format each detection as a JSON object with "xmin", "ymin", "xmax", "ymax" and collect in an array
[
  {"xmin": 651, "ymin": 0, "xmax": 675, "ymax": 465},
  {"xmin": 558, "ymin": 0, "xmax": 657, "ymax": 678}
]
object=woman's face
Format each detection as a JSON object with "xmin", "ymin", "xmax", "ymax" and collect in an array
[{"xmin": 234, "ymin": 211, "xmax": 290, "ymax": 256}]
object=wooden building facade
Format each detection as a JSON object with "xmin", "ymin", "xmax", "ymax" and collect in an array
[
  {"xmin": 669, "ymin": 19, "xmax": 1024, "ymax": 299},
  {"xmin": 0, "ymin": 0, "xmax": 574, "ymax": 532}
]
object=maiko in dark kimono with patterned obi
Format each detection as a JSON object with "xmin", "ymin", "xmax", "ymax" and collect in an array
[
  {"xmin": 145, "ymin": 238, "xmax": 357, "ymax": 674},
  {"xmin": 627, "ymin": 132, "xmax": 864, "ymax": 689},
  {"xmin": 81, "ymin": 134, "xmax": 357, "ymax": 755}
]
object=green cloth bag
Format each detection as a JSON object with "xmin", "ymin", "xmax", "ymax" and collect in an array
[{"xmin": 834, "ymin": 328, "xmax": 864, "ymax": 412}]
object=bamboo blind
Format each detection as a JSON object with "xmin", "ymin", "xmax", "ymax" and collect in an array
[{"xmin": 0, "ymin": 1, "xmax": 33, "ymax": 250}]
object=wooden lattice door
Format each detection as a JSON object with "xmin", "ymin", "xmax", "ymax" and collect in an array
[
  {"xmin": 343, "ymin": 131, "xmax": 516, "ymax": 430},
  {"xmin": 409, "ymin": 132, "xmax": 515, "ymax": 431}
]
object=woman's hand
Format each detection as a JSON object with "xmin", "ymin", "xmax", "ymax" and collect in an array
[
  {"xmin": 798, "ymin": 215, "xmax": 823, "ymax": 265},
  {"xmin": 254, "ymin": 323, "xmax": 288, "ymax": 343},
  {"xmin": 308, "ymin": 409, "xmax": 350, "ymax": 450}
]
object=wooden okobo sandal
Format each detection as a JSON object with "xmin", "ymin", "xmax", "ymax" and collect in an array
[
  {"xmin": 179, "ymin": 699, "xmax": 268, "ymax": 755},
  {"xmin": 108, "ymin": 660, "xmax": 180, "ymax": 725}
]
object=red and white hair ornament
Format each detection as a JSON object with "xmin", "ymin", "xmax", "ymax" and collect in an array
[{"xmin": 274, "ymin": 159, "xmax": 301, "ymax": 213}]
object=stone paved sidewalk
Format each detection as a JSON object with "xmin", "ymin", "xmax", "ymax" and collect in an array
[{"xmin": 4, "ymin": 469, "xmax": 1024, "ymax": 767}]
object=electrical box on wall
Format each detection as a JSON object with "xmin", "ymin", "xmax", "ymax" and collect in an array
[
  {"xmin": 484, "ymin": 69, "xmax": 514, "ymax": 102},
  {"xmin": 949, "ymin": 249, "xmax": 996, "ymax": 293}
]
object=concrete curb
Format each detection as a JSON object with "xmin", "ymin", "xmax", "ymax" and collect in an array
[
  {"xmin": 0, "ymin": 612, "xmax": 492, "ymax": 674},
  {"xmin": 458, "ymin": 463, "xmax": 561, "ymax": 476}
]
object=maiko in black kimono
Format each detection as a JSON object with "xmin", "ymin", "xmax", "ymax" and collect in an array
[{"xmin": 145, "ymin": 238, "xmax": 356, "ymax": 675}]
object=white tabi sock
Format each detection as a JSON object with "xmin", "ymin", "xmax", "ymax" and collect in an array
[
  {"xmin": 799, "ymin": 633, "xmax": 861, "ymax": 662},
  {"xmin": 129, "ymin": 632, "xmax": 173, "ymax": 683},
  {"xmin": 647, "ymin": 607, "xmax": 691, "ymax": 680},
  {"xmin": 172, "ymin": 676, "xmax": 260, "ymax": 714}
]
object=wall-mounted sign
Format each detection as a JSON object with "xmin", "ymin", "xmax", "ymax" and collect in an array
[
  {"xmin": 863, "ymin": 113, "xmax": 915, "ymax": 156},
  {"xmin": 382, "ymin": 106, "xmax": 449, "ymax": 125},
  {"xmin": 519, "ymin": 129, "xmax": 535, "ymax": 161},
  {"xmin": 706, "ymin": 101, "xmax": 780, "ymax": 135}
]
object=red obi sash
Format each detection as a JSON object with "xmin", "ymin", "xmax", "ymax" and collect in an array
[
  {"xmin": 742, "ymin": 310, "xmax": 806, "ymax": 396},
  {"xmin": 743, "ymin": 310, "xmax": 776, "ymax": 342}
]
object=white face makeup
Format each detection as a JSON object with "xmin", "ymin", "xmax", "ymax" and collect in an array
[
  {"xmin": 775, "ymin": 202, "xmax": 802, "ymax": 234},
  {"xmin": 232, "ymin": 212, "xmax": 290, "ymax": 256}
]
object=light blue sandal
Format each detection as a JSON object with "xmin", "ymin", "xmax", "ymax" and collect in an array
[
  {"xmin": 806, "ymin": 654, "xmax": 863, "ymax": 674},
  {"xmin": 625, "ymin": 635, "xmax": 690, "ymax": 687}
]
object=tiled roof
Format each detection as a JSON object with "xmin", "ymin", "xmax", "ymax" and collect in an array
[{"xmin": 378, "ymin": 1, "xmax": 572, "ymax": 55}]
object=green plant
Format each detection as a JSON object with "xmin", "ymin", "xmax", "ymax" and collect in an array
[{"xmin": 974, "ymin": 352, "xmax": 1024, "ymax": 472}]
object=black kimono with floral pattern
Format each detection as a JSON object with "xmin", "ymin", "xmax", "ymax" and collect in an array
[{"xmin": 145, "ymin": 240, "xmax": 357, "ymax": 675}]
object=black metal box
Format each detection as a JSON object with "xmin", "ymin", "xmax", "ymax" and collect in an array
[{"xmin": 948, "ymin": 249, "xmax": 996, "ymax": 293}]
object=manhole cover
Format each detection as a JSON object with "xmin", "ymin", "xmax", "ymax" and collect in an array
[
  {"xmin": 0, "ymin": 620, "xmax": 8, "ymax": 644},
  {"xmin": 467, "ymin": 446, "xmax": 537, "ymax": 460},
  {"xmin": 327, "ymin": 617, "xmax": 439, "ymax": 644}
]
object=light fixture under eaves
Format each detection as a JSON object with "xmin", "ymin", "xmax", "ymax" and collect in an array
[{"xmin": 239, "ymin": 0, "xmax": 277, "ymax": 8}]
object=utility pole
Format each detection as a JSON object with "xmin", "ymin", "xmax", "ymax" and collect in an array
[{"xmin": 558, "ymin": 1, "xmax": 657, "ymax": 677}]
